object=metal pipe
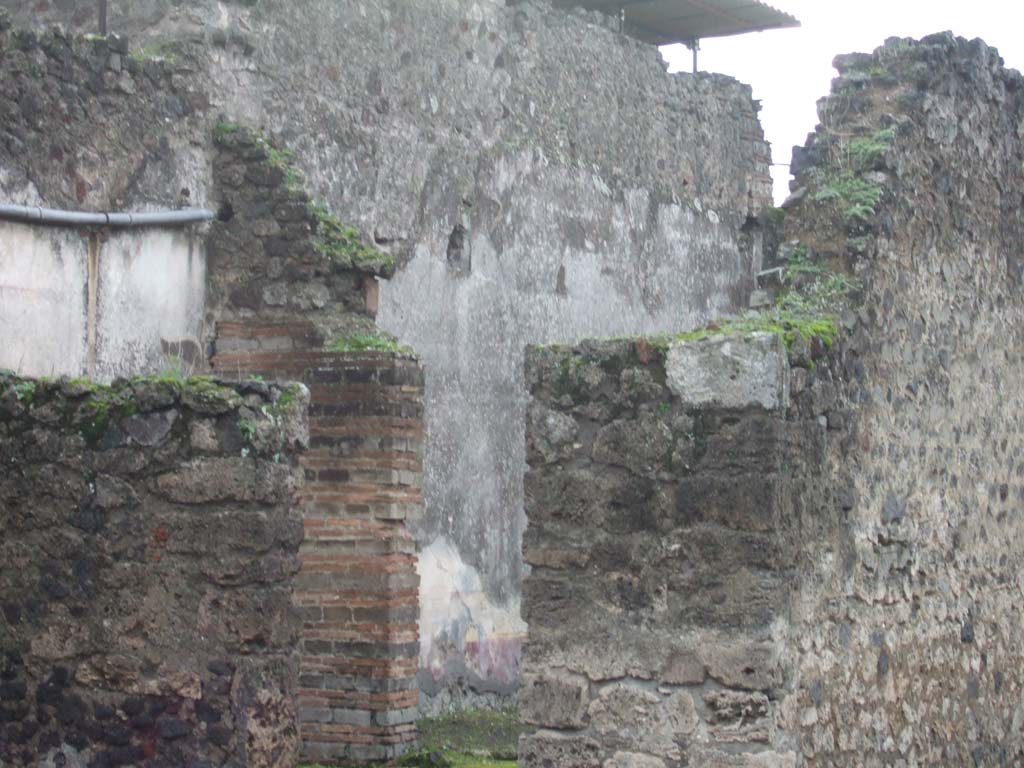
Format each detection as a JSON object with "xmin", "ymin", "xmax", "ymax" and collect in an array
[
  {"xmin": 0, "ymin": 204, "xmax": 214, "ymax": 228},
  {"xmin": 98, "ymin": 0, "xmax": 107, "ymax": 35}
]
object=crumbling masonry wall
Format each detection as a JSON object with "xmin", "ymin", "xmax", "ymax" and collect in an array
[
  {"xmin": 208, "ymin": 125, "xmax": 426, "ymax": 763},
  {"xmin": 520, "ymin": 32, "xmax": 1024, "ymax": 767},
  {"xmin": 0, "ymin": 373, "xmax": 308, "ymax": 768},
  {"xmin": 0, "ymin": 0, "xmax": 774, "ymax": 706},
  {"xmin": 780, "ymin": 34, "xmax": 1024, "ymax": 765},
  {"xmin": 520, "ymin": 334, "xmax": 823, "ymax": 768}
]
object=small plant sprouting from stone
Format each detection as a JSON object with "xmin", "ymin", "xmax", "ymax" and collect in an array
[
  {"xmin": 212, "ymin": 121, "xmax": 303, "ymax": 191},
  {"xmin": 845, "ymin": 127, "xmax": 896, "ymax": 170},
  {"xmin": 310, "ymin": 202, "xmax": 394, "ymax": 271},
  {"xmin": 274, "ymin": 384, "xmax": 303, "ymax": 411},
  {"xmin": 812, "ymin": 127, "xmax": 896, "ymax": 223},
  {"xmin": 212, "ymin": 120, "xmax": 243, "ymax": 146},
  {"xmin": 12, "ymin": 381, "xmax": 36, "ymax": 403},
  {"xmin": 238, "ymin": 418, "xmax": 257, "ymax": 446},
  {"xmin": 813, "ymin": 172, "xmax": 884, "ymax": 223},
  {"xmin": 129, "ymin": 40, "xmax": 179, "ymax": 64},
  {"xmin": 328, "ymin": 333, "xmax": 412, "ymax": 354},
  {"xmin": 157, "ymin": 355, "xmax": 192, "ymax": 384},
  {"xmin": 667, "ymin": 248, "xmax": 857, "ymax": 351}
]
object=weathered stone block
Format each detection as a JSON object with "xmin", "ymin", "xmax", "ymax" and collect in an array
[
  {"xmin": 519, "ymin": 732, "xmax": 603, "ymax": 768},
  {"xmin": 604, "ymin": 752, "xmax": 667, "ymax": 768},
  {"xmin": 701, "ymin": 643, "xmax": 783, "ymax": 692},
  {"xmin": 527, "ymin": 403, "xmax": 579, "ymax": 465},
  {"xmin": 592, "ymin": 414, "xmax": 673, "ymax": 474},
  {"xmin": 666, "ymin": 334, "xmax": 789, "ymax": 410},
  {"xmin": 705, "ymin": 690, "xmax": 771, "ymax": 743},
  {"xmin": 519, "ymin": 672, "xmax": 590, "ymax": 729},
  {"xmin": 587, "ymin": 684, "xmax": 675, "ymax": 757},
  {"xmin": 675, "ymin": 474, "xmax": 787, "ymax": 532},
  {"xmin": 659, "ymin": 651, "xmax": 705, "ymax": 686}
]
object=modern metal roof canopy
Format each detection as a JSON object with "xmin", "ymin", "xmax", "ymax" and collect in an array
[{"xmin": 550, "ymin": 0, "xmax": 799, "ymax": 45}]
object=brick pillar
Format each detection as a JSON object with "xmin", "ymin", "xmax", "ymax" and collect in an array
[{"xmin": 213, "ymin": 324, "xmax": 424, "ymax": 763}]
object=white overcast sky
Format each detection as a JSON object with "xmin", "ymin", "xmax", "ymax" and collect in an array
[{"xmin": 660, "ymin": 1, "xmax": 1024, "ymax": 203}]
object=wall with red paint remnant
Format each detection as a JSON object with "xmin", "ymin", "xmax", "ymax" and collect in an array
[{"xmin": 0, "ymin": 373, "xmax": 308, "ymax": 768}]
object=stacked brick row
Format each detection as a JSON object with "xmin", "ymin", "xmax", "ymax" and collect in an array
[
  {"xmin": 209, "ymin": 121, "xmax": 423, "ymax": 762},
  {"xmin": 213, "ymin": 337, "xmax": 424, "ymax": 764}
]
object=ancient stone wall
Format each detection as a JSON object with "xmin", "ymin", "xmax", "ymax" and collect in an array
[
  {"xmin": 207, "ymin": 122, "xmax": 426, "ymax": 763},
  {"xmin": 206, "ymin": 123, "xmax": 392, "ymax": 352},
  {"xmin": 0, "ymin": 16, "xmax": 208, "ymax": 213},
  {"xmin": 520, "ymin": 31, "xmax": 1024, "ymax": 767},
  {"xmin": 215, "ymin": 0, "xmax": 770, "ymax": 706},
  {"xmin": 520, "ymin": 334, "xmax": 825, "ymax": 768},
  {"xmin": 0, "ymin": 372, "xmax": 308, "ymax": 768},
  {"xmin": 780, "ymin": 33, "xmax": 1024, "ymax": 765},
  {"xmin": 0, "ymin": 0, "xmax": 773, "ymax": 705}
]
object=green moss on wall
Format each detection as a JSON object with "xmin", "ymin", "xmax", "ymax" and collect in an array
[
  {"xmin": 327, "ymin": 332, "xmax": 412, "ymax": 354},
  {"xmin": 213, "ymin": 120, "xmax": 393, "ymax": 275}
]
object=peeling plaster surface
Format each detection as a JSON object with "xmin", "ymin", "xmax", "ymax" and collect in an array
[
  {"xmin": 0, "ymin": 222, "xmax": 206, "ymax": 381},
  {"xmin": 418, "ymin": 537, "xmax": 527, "ymax": 711}
]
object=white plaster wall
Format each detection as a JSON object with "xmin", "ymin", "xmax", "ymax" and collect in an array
[
  {"xmin": 0, "ymin": 222, "xmax": 87, "ymax": 377},
  {"xmin": 0, "ymin": 221, "xmax": 206, "ymax": 381},
  {"xmin": 96, "ymin": 229, "xmax": 206, "ymax": 381}
]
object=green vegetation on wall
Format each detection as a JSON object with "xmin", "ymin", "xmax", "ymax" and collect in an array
[
  {"xmin": 327, "ymin": 332, "xmax": 412, "ymax": 354},
  {"xmin": 213, "ymin": 120, "xmax": 392, "ymax": 273},
  {"xmin": 811, "ymin": 126, "xmax": 896, "ymax": 223},
  {"xmin": 663, "ymin": 247, "xmax": 856, "ymax": 351}
]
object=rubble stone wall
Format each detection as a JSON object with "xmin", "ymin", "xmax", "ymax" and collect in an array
[
  {"xmin": 520, "ymin": 32, "xmax": 1024, "ymax": 768},
  {"xmin": 781, "ymin": 34, "xmax": 1024, "ymax": 766},
  {"xmin": 0, "ymin": 16, "xmax": 209, "ymax": 214},
  {"xmin": 0, "ymin": 373, "xmax": 308, "ymax": 768},
  {"xmin": 519, "ymin": 334, "xmax": 824, "ymax": 768}
]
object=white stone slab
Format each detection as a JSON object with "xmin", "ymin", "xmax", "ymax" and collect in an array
[{"xmin": 666, "ymin": 332, "xmax": 790, "ymax": 410}]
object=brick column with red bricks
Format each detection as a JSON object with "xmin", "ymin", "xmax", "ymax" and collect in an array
[{"xmin": 213, "ymin": 328, "xmax": 424, "ymax": 764}]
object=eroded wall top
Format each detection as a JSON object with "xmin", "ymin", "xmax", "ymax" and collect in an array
[{"xmin": 780, "ymin": 32, "xmax": 1024, "ymax": 764}]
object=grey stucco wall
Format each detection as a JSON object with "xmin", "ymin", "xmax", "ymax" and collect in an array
[
  {"xmin": 1, "ymin": 0, "xmax": 772, "ymax": 706},
  {"xmin": 222, "ymin": 1, "xmax": 770, "ymax": 707}
]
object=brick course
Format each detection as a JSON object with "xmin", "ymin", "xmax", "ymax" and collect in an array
[{"xmin": 215, "ymin": 341, "xmax": 424, "ymax": 763}]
